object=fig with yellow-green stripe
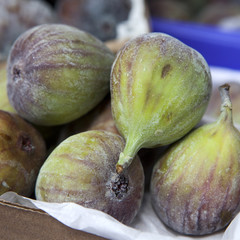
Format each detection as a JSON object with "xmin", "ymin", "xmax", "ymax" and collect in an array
[
  {"xmin": 110, "ymin": 33, "xmax": 212, "ymax": 173},
  {"xmin": 150, "ymin": 84, "xmax": 240, "ymax": 235}
]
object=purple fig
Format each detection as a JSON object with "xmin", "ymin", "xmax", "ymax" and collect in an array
[
  {"xmin": 35, "ymin": 130, "xmax": 144, "ymax": 225},
  {"xmin": 151, "ymin": 84, "xmax": 240, "ymax": 235},
  {"xmin": 7, "ymin": 24, "xmax": 114, "ymax": 126}
]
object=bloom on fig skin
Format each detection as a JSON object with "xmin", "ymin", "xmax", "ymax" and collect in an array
[
  {"xmin": 110, "ymin": 32, "xmax": 212, "ymax": 173},
  {"xmin": 7, "ymin": 24, "xmax": 115, "ymax": 126},
  {"xmin": 151, "ymin": 84, "xmax": 240, "ymax": 236},
  {"xmin": 35, "ymin": 130, "xmax": 144, "ymax": 225}
]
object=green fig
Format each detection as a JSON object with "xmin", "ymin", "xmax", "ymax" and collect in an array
[
  {"xmin": 150, "ymin": 84, "xmax": 240, "ymax": 235},
  {"xmin": 0, "ymin": 110, "xmax": 46, "ymax": 197},
  {"xmin": 110, "ymin": 33, "xmax": 212, "ymax": 173},
  {"xmin": 7, "ymin": 24, "xmax": 115, "ymax": 126},
  {"xmin": 35, "ymin": 130, "xmax": 144, "ymax": 225}
]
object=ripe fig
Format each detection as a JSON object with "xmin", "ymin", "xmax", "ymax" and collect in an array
[
  {"xmin": 7, "ymin": 24, "xmax": 115, "ymax": 126},
  {"xmin": 110, "ymin": 33, "xmax": 212, "ymax": 173},
  {"xmin": 35, "ymin": 130, "xmax": 144, "ymax": 225},
  {"xmin": 150, "ymin": 84, "xmax": 240, "ymax": 235},
  {"xmin": 0, "ymin": 61, "xmax": 15, "ymax": 113},
  {"xmin": 0, "ymin": 110, "xmax": 46, "ymax": 197}
]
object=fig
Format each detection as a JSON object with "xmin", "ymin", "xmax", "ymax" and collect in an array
[
  {"xmin": 150, "ymin": 84, "xmax": 240, "ymax": 235},
  {"xmin": 0, "ymin": 61, "xmax": 15, "ymax": 113},
  {"xmin": 0, "ymin": 110, "xmax": 46, "ymax": 197},
  {"xmin": 7, "ymin": 24, "xmax": 115, "ymax": 126},
  {"xmin": 35, "ymin": 130, "xmax": 144, "ymax": 225},
  {"xmin": 110, "ymin": 33, "xmax": 212, "ymax": 173}
]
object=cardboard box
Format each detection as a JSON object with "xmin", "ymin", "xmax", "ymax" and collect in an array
[{"xmin": 0, "ymin": 198, "xmax": 106, "ymax": 240}]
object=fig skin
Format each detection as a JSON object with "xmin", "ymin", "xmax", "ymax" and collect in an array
[
  {"xmin": 0, "ymin": 110, "xmax": 46, "ymax": 197},
  {"xmin": 150, "ymin": 84, "xmax": 240, "ymax": 236},
  {"xmin": 7, "ymin": 24, "xmax": 115, "ymax": 126},
  {"xmin": 110, "ymin": 32, "xmax": 212, "ymax": 173},
  {"xmin": 35, "ymin": 130, "xmax": 144, "ymax": 225}
]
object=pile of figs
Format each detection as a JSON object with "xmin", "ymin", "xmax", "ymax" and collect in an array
[{"xmin": 1, "ymin": 20, "xmax": 240, "ymax": 237}]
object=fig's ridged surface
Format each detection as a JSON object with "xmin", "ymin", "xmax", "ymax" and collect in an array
[
  {"xmin": 35, "ymin": 130, "xmax": 144, "ymax": 225},
  {"xmin": 0, "ymin": 110, "xmax": 46, "ymax": 197},
  {"xmin": 151, "ymin": 84, "xmax": 240, "ymax": 235},
  {"xmin": 7, "ymin": 24, "xmax": 115, "ymax": 126},
  {"xmin": 110, "ymin": 33, "xmax": 212, "ymax": 172}
]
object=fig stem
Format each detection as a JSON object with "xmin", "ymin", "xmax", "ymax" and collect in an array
[
  {"xmin": 116, "ymin": 138, "xmax": 141, "ymax": 174},
  {"xmin": 218, "ymin": 84, "xmax": 232, "ymax": 124}
]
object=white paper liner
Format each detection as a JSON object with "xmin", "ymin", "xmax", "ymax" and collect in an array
[{"xmin": 1, "ymin": 66, "xmax": 240, "ymax": 240}]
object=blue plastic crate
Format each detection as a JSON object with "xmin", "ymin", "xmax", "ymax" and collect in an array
[{"xmin": 151, "ymin": 17, "xmax": 240, "ymax": 70}]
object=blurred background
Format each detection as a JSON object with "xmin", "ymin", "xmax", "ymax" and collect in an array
[{"xmin": 1, "ymin": 0, "xmax": 240, "ymax": 69}]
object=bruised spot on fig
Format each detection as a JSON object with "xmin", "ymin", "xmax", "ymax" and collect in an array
[
  {"xmin": 111, "ymin": 174, "xmax": 129, "ymax": 199},
  {"xmin": 211, "ymin": 131, "xmax": 217, "ymax": 137},
  {"xmin": 161, "ymin": 64, "xmax": 172, "ymax": 78},
  {"xmin": 13, "ymin": 66, "xmax": 21, "ymax": 81},
  {"xmin": 18, "ymin": 134, "xmax": 35, "ymax": 153},
  {"xmin": 0, "ymin": 133, "xmax": 12, "ymax": 142},
  {"xmin": 162, "ymin": 111, "xmax": 173, "ymax": 121},
  {"xmin": 220, "ymin": 210, "xmax": 234, "ymax": 225}
]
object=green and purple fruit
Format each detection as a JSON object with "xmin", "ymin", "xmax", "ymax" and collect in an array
[
  {"xmin": 0, "ymin": 110, "xmax": 46, "ymax": 197},
  {"xmin": 7, "ymin": 24, "xmax": 115, "ymax": 126},
  {"xmin": 110, "ymin": 32, "xmax": 212, "ymax": 173},
  {"xmin": 35, "ymin": 130, "xmax": 144, "ymax": 225},
  {"xmin": 151, "ymin": 84, "xmax": 240, "ymax": 235}
]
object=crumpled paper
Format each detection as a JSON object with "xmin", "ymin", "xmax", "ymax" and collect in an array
[{"xmin": 1, "ymin": 67, "xmax": 240, "ymax": 240}]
